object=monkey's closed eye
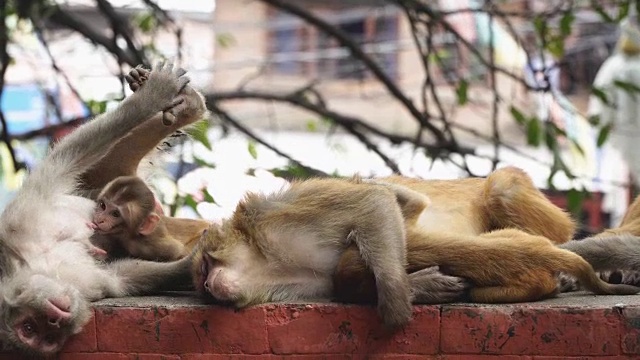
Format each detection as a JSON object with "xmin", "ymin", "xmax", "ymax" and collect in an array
[{"xmin": 111, "ymin": 210, "xmax": 120, "ymax": 218}]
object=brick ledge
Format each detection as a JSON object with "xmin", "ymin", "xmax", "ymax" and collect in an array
[{"xmin": 5, "ymin": 292, "xmax": 640, "ymax": 359}]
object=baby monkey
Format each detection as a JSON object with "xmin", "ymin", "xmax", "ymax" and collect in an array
[{"xmin": 93, "ymin": 176, "xmax": 187, "ymax": 261}]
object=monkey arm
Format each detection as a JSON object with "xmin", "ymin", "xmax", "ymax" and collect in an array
[
  {"xmin": 80, "ymin": 86, "xmax": 207, "ymax": 195},
  {"xmin": 18, "ymin": 62, "xmax": 189, "ymax": 199},
  {"xmin": 107, "ymin": 253, "xmax": 194, "ymax": 295}
]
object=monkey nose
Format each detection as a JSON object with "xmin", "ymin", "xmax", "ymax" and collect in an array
[{"xmin": 204, "ymin": 281, "xmax": 209, "ymax": 290}]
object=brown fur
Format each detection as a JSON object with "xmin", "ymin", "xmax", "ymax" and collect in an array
[
  {"xmin": 334, "ymin": 166, "xmax": 584, "ymax": 303},
  {"xmin": 191, "ymin": 178, "xmax": 413, "ymax": 328},
  {"xmin": 82, "ymin": 65, "xmax": 211, "ymax": 260}
]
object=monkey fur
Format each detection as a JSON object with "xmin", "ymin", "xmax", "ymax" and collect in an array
[
  {"xmin": 191, "ymin": 177, "xmax": 414, "ymax": 328},
  {"xmin": 0, "ymin": 62, "xmax": 206, "ymax": 357},
  {"xmin": 93, "ymin": 176, "xmax": 190, "ymax": 261}
]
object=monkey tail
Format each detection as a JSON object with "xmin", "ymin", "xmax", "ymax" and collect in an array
[
  {"xmin": 559, "ymin": 233, "xmax": 640, "ymax": 272},
  {"xmin": 553, "ymin": 248, "xmax": 640, "ymax": 295},
  {"xmin": 483, "ymin": 167, "xmax": 575, "ymax": 243}
]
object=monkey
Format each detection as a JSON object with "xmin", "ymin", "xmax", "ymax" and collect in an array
[
  {"xmin": 80, "ymin": 64, "xmax": 211, "ymax": 260},
  {"xmin": 189, "ymin": 166, "xmax": 580, "ymax": 323},
  {"xmin": 93, "ymin": 175, "xmax": 189, "ymax": 261},
  {"xmin": 333, "ymin": 184, "xmax": 640, "ymax": 303},
  {"xmin": 333, "ymin": 176, "xmax": 639, "ymax": 303},
  {"xmin": 0, "ymin": 61, "xmax": 204, "ymax": 357},
  {"xmin": 191, "ymin": 177, "xmax": 415, "ymax": 328}
]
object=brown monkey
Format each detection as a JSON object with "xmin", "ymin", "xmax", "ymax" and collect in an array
[
  {"xmin": 0, "ymin": 61, "xmax": 201, "ymax": 357},
  {"xmin": 93, "ymin": 176, "xmax": 188, "ymax": 261},
  {"xmin": 336, "ymin": 176, "xmax": 639, "ymax": 303},
  {"xmin": 82, "ymin": 64, "xmax": 211, "ymax": 259},
  {"xmin": 192, "ymin": 177, "xmax": 414, "ymax": 328},
  {"xmin": 334, "ymin": 199, "xmax": 640, "ymax": 303}
]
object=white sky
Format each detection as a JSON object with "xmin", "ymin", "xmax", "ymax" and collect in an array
[{"xmin": 61, "ymin": 0, "xmax": 216, "ymax": 14}]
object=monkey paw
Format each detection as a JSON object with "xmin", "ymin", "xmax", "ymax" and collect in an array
[
  {"xmin": 137, "ymin": 60, "xmax": 191, "ymax": 125},
  {"xmin": 125, "ymin": 65, "xmax": 150, "ymax": 92},
  {"xmin": 556, "ymin": 272, "xmax": 580, "ymax": 292},
  {"xmin": 409, "ymin": 266, "xmax": 469, "ymax": 304}
]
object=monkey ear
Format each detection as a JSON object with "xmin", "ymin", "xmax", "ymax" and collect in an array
[{"xmin": 138, "ymin": 213, "xmax": 160, "ymax": 236}]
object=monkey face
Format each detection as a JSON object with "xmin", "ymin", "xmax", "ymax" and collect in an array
[
  {"xmin": 93, "ymin": 199, "xmax": 126, "ymax": 233},
  {"xmin": 0, "ymin": 273, "xmax": 91, "ymax": 356},
  {"xmin": 192, "ymin": 227, "xmax": 251, "ymax": 305}
]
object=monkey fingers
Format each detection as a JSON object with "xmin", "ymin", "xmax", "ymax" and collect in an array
[
  {"xmin": 409, "ymin": 266, "xmax": 470, "ymax": 304},
  {"xmin": 126, "ymin": 66, "xmax": 150, "ymax": 92},
  {"xmin": 161, "ymin": 97, "xmax": 186, "ymax": 126}
]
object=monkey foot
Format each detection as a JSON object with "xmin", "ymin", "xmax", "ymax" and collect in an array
[
  {"xmin": 556, "ymin": 272, "xmax": 580, "ymax": 293},
  {"xmin": 409, "ymin": 266, "xmax": 470, "ymax": 304}
]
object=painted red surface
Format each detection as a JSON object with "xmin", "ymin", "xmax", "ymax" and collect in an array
[{"xmin": 2, "ymin": 302, "xmax": 640, "ymax": 359}]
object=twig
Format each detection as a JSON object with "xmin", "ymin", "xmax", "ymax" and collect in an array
[
  {"xmin": 207, "ymin": 101, "xmax": 329, "ymax": 177},
  {"xmin": 258, "ymin": 0, "xmax": 450, "ymax": 147}
]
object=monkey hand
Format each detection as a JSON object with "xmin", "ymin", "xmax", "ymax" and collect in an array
[
  {"xmin": 134, "ymin": 60, "xmax": 191, "ymax": 126},
  {"xmin": 409, "ymin": 266, "xmax": 470, "ymax": 304}
]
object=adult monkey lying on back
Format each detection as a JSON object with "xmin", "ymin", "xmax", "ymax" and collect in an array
[{"xmin": 0, "ymin": 62, "xmax": 207, "ymax": 357}]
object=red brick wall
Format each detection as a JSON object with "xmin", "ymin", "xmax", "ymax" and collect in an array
[{"xmin": 4, "ymin": 301, "xmax": 640, "ymax": 359}]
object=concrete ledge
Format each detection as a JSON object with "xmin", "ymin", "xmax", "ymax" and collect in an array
[{"xmin": 5, "ymin": 292, "xmax": 640, "ymax": 359}]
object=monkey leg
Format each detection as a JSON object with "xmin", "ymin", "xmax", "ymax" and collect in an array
[
  {"xmin": 333, "ymin": 246, "xmax": 470, "ymax": 305},
  {"xmin": 482, "ymin": 166, "xmax": 575, "ymax": 244},
  {"xmin": 469, "ymin": 276, "xmax": 558, "ymax": 303}
]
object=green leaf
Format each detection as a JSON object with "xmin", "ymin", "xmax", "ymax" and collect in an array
[
  {"xmin": 591, "ymin": 87, "xmax": 610, "ymax": 106},
  {"xmin": 614, "ymin": 80, "xmax": 640, "ymax": 97},
  {"xmin": 546, "ymin": 37, "xmax": 565, "ymax": 58},
  {"xmin": 592, "ymin": 3, "xmax": 614, "ymax": 23},
  {"xmin": 526, "ymin": 118, "xmax": 541, "ymax": 146},
  {"xmin": 135, "ymin": 12, "xmax": 156, "ymax": 33},
  {"xmin": 455, "ymin": 79, "xmax": 469, "ymax": 105},
  {"xmin": 618, "ymin": 0, "xmax": 630, "ymax": 21},
  {"xmin": 559, "ymin": 12, "xmax": 575, "ymax": 37},
  {"xmin": 202, "ymin": 188, "xmax": 216, "ymax": 204},
  {"xmin": 566, "ymin": 187, "xmax": 586, "ymax": 216},
  {"xmin": 533, "ymin": 16, "xmax": 547, "ymax": 38},
  {"xmin": 186, "ymin": 120, "xmax": 212, "ymax": 150},
  {"xmin": 183, "ymin": 194, "xmax": 198, "ymax": 211},
  {"xmin": 587, "ymin": 114, "xmax": 601, "ymax": 126},
  {"xmin": 306, "ymin": 120, "xmax": 318, "ymax": 132},
  {"xmin": 217, "ymin": 33, "xmax": 236, "ymax": 48},
  {"xmin": 597, "ymin": 123, "xmax": 612, "ymax": 147},
  {"xmin": 193, "ymin": 155, "xmax": 216, "ymax": 169},
  {"xmin": 247, "ymin": 140, "xmax": 258, "ymax": 159},
  {"xmin": 510, "ymin": 106, "xmax": 527, "ymax": 126}
]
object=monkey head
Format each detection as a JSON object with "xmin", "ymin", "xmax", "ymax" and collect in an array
[
  {"xmin": 192, "ymin": 224, "xmax": 262, "ymax": 307},
  {"xmin": 93, "ymin": 176, "xmax": 160, "ymax": 236},
  {"xmin": 0, "ymin": 271, "xmax": 91, "ymax": 356}
]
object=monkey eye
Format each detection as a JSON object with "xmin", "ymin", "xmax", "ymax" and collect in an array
[
  {"xmin": 22, "ymin": 320, "xmax": 37, "ymax": 337},
  {"xmin": 98, "ymin": 200, "xmax": 106, "ymax": 210},
  {"xmin": 111, "ymin": 210, "xmax": 120, "ymax": 218}
]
